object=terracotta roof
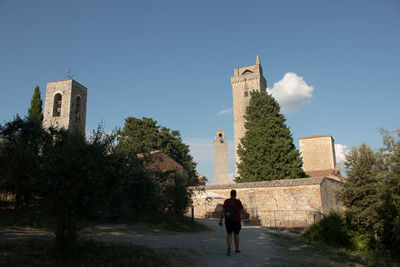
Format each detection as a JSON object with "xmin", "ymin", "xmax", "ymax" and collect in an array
[
  {"xmin": 138, "ymin": 150, "xmax": 184, "ymax": 175},
  {"xmin": 305, "ymin": 169, "xmax": 339, "ymax": 177},
  {"xmin": 193, "ymin": 177, "xmax": 342, "ymax": 190}
]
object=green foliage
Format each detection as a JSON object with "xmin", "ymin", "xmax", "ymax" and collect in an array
[
  {"xmin": 117, "ymin": 116, "xmax": 199, "ymax": 185},
  {"xmin": 28, "ymin": 86, "xmax": 43, "ymax": 123},
  {"xmin": 119, "ymin": 156, "xmax": 160, "ymax": 212},
  {"xmin": 235, "ymin": 91, "xmax": 305, "ymax": 182},
  {"xmin": 338, "ymin": 130, "xmax": 400, "ymax": 256},
  {"xmin": 39, "ymin": 126, "xmax": 119, "ymax": 251},
  {"xmin": 118, "ymin": 213, "xmax": 209, "ymax": 233},
  {"xmin": 350, "ymin": 233, "xmax": 374, "ymax": 252},
  {"xmin": 302, "ymin": 211, "xmax": 351, "ymax": 247},
  {"xmin": 338, "ymin": 144, "xmax": 382, "ymax": 235},
  {"xmin": 0, "ymin": 115, "xmax": 44, "ymax": 211},
  {"xmin": 163, "ymin": 175, "xmax": 192, "ymax": 216}
]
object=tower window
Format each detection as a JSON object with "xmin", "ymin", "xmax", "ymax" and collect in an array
[
  {"xmin": 244, "ymin": 91, "xmax": 249, "ymax": 97},
  {"xmin": 53, "ymin": 93, "xmax": 62, "ymax": 117},
  {"xmin": 219, "ymin": 133, "xmax": 223, "ymax": 143},
  {"xmin": 75, "ymin": 96, "xmax": 81, "ymax": 121}
]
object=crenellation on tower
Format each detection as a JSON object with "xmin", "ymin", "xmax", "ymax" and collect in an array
[
  {"xmin": 43, "ymin": 79, "xmax": 87, "ymax": 134},
  {"xmin": 231, "ymin": 56, "xmax": 267, "ymax": 176},
  {"xmin": 214, "ymin": 129, "xmax": 229, "ymax": 185}
]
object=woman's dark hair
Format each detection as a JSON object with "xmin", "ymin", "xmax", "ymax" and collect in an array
[{"xmin": 230, "ymin": 190, "xmax": 237, "ymax": 197}]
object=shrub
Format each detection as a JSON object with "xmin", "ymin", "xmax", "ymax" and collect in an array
[
  {"xmin": 302, "ymin": 211, "xmax": 351, "ymax": 247},
  {"xmin": 350, "ymin": 233, "xmax": 374, "ymax": 252}
]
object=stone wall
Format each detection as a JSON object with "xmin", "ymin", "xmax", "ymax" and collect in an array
[
  {"xmin": 43, "ymin": 79, "xmax": 87, "ymax": 134},
  {"xmin": 190, "ymin": 177, "xmax": 343, "ymax": 228},
  {"xmin": 214, "ymin": 129, "xmax": 229, "ymax": 185},
  {"xmin": 299, "ymin": 135, "xmax": 336, "ymax": 172}
]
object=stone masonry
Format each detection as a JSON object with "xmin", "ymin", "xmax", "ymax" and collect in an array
[
  {"xmin": 43, "ymin": 79, "xmax": 87, "ymax": 134},
  {"xmin": 191, "ymin": 177, "xmax": 343, "ymax": 228},
  {"xmin": 214, "ymin": 129, "xmax": 229, "ymax": 185},
  {"xmin": 231, "ymin": 56, "xmax": 267, "ymax": 175},
  {"xmin": 299, "ymin": 135, "xmax": 337, "ymax": 173}
]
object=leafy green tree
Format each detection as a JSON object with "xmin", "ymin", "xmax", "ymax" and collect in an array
[
  {"xmin": 117, "ymin": 117, "xmax": 199, "ymax": 185},
  {"xmin": 379, "ymin": 128, "xmax": 400, "ymax": 254},
  {"xmin": 28, "ymin": 86, "xmax": 43, "ymax": 123},
  {"xmin": 163, "ymin": 174, "xmax": 192, "ymax": 216},
  {"xmin": 0, "ymin": 115, "xmax": 44, "ymax": 211},
  {"xmin": 235, "ymin": 91, "xmax": 305, "ymax": 182},
  {"xmin": 338, "ymin": 140, "xmax": 400, "ymax": 254},
  {"xmin": 338, "ymin": 144, "xmax": 383, "ymax": 239},
  {"xmin": 39, "ymin": 126, "xmax": 119, "ymax": 251}
]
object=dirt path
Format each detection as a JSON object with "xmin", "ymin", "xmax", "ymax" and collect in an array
[
  {"xmin": 1, "ymin": 220, "xmax": 360, "ymax": 266},
  {"xmin": 84, "ymin": 219, "xmax": 278, "ymax": 266},
  {"xmin": 84, "ymin": 219, "xmax": 357, "ymax": 267}
]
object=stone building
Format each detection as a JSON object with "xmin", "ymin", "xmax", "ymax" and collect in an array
[
  {"xmin": 191, "ymin": 177, "xmax": 343, "ymax": 228},
  {"xmin": 214, "ymin": 129, "xmax": 229, "ymax": 185},
  {"xmin": 231, "ymin": 56, "xmax": 267, "ymax": 174},
  {"xmin": 300, "ymin": 135, "xmax": 340, "ymax": 178},
  {"xmin": 190, "ymin": 57, "xmax": 344, "ymax": 228},
  {"xmin": 43, "ymin": 79, "xmax": 87, "ymax": 134}
]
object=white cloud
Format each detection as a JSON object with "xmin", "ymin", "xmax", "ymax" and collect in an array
[
  {"xmin": 267, "ymin": 72, "xmax": 314, "ymax": 113},
  {"xmin": 217, "ymin": 108, "xmax": 233, "ymax": 116},
  {"xmin": 335, "ymin": 143, "xmax": 350, "ymax": 176},
  {"xmin": 335, "ymin": 144, "xmax": 349, "ymax": 164}
]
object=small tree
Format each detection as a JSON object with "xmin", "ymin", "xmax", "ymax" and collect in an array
[
  {"xmin": 28, "ymin": 86, "xmax": 43, "ymax": 123},
  {"xmin": 338, "ymin": 144, "xmax": 382, "ymax": 237},
  {"xmin": 117, "ymin": 117, "xmax": 199, "ymax": 185},
  {"xmin": 0, "ymin": 115, "xmax": 43, "ymax": 211},
  {"xmin": 39, "ymin": 127, "xmax": 118, "ymax": 251},
  {"xmin": 235, "ymin": 91, "xmax": 305, "ymax": 182}
]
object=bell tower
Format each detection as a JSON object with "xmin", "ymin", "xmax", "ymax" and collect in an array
[
  {"xmin": 214, "ymin": 129, "xmax": 229, "ymax": 185},
  {"xmin": 231, "ymin": 56, "xmax": 267, "ymax": 175},
  {"xmin": 43, "ymin": 79, "xmax": 87, "ymax": 134}
]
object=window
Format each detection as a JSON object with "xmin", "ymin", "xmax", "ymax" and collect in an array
[
  {"xmin": 75, "ymin": 96, "xmax": 81, "ymax": 121},
  {"xmin": 219, "ymin": 133, "xmax": 223, "ymax": 143},
  {"xmin": 53, "ymin": 93, "xmax": 62, "ymax": 117},
  {"xmin": 244, "ymin": 91, "xmax": 249, "ymax": 97}
]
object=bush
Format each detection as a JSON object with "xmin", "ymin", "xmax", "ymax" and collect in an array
[
  {"xmin": 350, "ymin": 233, "xmax": 374, "ymax": 252},
  {"xmin": 302, "ymin": 211, "xmax": 351, "ymax": 247}
]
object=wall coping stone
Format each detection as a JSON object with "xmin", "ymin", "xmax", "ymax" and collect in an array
[{"xmin": 192, "ymin": 177, "xmax": 342, "ymax": 190}]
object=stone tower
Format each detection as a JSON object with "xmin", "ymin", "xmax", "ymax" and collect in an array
[
  {"xmin": 214, "ymin": 129, "xmax": 229, "ymax": 185},
  {"xmin": 231, "ymin": 56, "xmax": 267, "ymax": 175},
  {"xmin": 299, "ymin": 135, "xmax": 339, "ymax": 176},
  {"xmin": 43, "ymin": 79, "xmax": 87, "ymax": 134}
]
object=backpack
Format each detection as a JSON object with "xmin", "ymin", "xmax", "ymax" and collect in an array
[{"xmin": 225, "ymin": 199, "xmax": 237, "ymax": 220}]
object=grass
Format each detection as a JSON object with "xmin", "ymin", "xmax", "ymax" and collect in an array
[
  {"xmin": 267, "ymin": 230, "xmax": 399, "ymax": 266},
  {"xmin": 0, "ymin": 238, "xmax": 172, "ymax": 267},
  {"xmin": 0, "ymin": 208, "xmax": 55, "ymax": 231},
  {"xmin": 117, "ymin": 212, "xmax": 210, "ymax": 234},
  {"xmin": 0, "ymin": 208, "xmax": 210, "ymax": 235}
]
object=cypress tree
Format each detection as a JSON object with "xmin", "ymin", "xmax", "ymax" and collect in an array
[
  {"xmin": 28, "ymin": 86, "xmax": 43, "ymax": 123},
  {"xmin": 235, "ymin": 91, "xmax": 305, "ymax": 182}
]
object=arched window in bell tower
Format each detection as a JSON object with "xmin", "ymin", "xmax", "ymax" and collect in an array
[
  {"xmin": 53, "ymin": 93, "xmax": 62, "ymax": 117},
  {"xmin": 75, "ymin": 96, "xmax": 81, "ymax": 121}
]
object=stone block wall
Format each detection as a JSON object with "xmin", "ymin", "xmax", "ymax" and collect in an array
[
  {"xmin": 214, "ymin": 129, "xmax": 229, "ymax": 185},
  {"xmin": 299, "ymin": 135, "xmax": 336, "ymax": 172},
  {"xmin": 190, "ymin": 177, "xmax": 343, "ymax": 228},
  {"xmin": 43, "ymin": 79, "xmax": 87, "ymax": 134}
]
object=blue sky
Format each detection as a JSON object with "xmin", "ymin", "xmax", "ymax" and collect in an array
[{"xmin": 1, "ymin": 0, "xmax": 399, "ymax": 183}]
